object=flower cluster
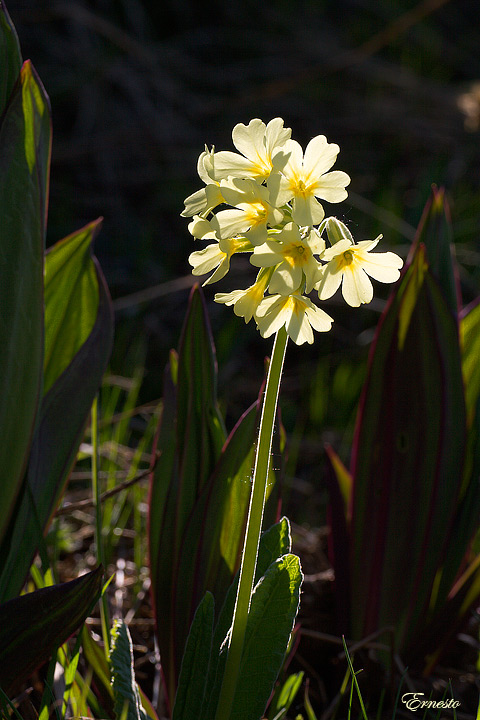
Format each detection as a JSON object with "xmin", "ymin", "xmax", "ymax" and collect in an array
[{"xmin": 182, "ymin": 118, "xmax": 403, "ymax": 345}]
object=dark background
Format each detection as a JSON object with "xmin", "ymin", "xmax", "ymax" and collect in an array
[{"xmin": 8, "ymin": 0, "xmax": 480, "ymax": 520}]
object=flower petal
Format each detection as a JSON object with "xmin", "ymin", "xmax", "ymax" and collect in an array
[
  {"xmin": 286, "ymin": 305, "xmax": 313, "ymax": 345},
  {"xmin": 303, "ymin": 135, "xmax": 340, "ymax": 178},
  {"xmin": 211, "ymin": 208, "xmax": 251, "ymax": 238},
  {"xmin": 269, "ymin": 262, "xmax": 301, "ymax": 294},
  {"xmin": 313, "ymin": 171, "xmax": 350, "ymax": 202},
  {"xmin": 317, "ymin": 261, "xmax": 343, "ymax": 299},
  {"xmin": 232, "ymin": 119, "xmax": 267, "ymax": 163},
  {"xmin": 213, "ymin": 150, "xmax": 260, "ymax": 180},
  {"xmin": 189, "ymin": 244, "xmax": 224, "ymax": 274},
  {"xmin": 341, "ymin": 266, "xmax": 373, "ymax": 306},
  {"xmin": 291, "ymin": 194, "xmax": 325, "ymax": 226},
  {"xmin": 264, "ymin": 118, "xmax": 291, "ymax": 156},
  {"xmin": 357, "ymin": 251, "xmax": 403, "ymax": 283}
]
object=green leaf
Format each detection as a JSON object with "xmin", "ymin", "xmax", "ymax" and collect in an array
[
  {"xmin": 0, "ymin": 59, "xmax": 50, "ymax": 554},
  {"xmin": 200, "ymin": 520, "xmax": 294, "ymax": 720},
  {"xmin": 0, "ymin": 1, "xmax": 22, "ymax": 115},
  {"xmin": 267, "ymin": 671, "xmax": 304, "ymax": 720},
  {"xmin": 0, "ymin": 567, "xmax": 103, "ymax": 693},
  {"xmin": 43, "ymin": 219, "xmax": 101, "ymax": 394},
  {"xmin": 349, "ymin": 243, "xmax": 467, "ymax": 657},
  {"xmin": 0, "ymin": 252, "xmax": 113, "ymax": 602},
  {"xmin": 461, "ymin": 298, "xmax": 480, "ymax": 425},
  {"xmin": 110, "ymin": 620, "xmax": 147, "ymax": 720},
  {"xmin": 149, "ymin": 285, "xmax": 226, "ymax": 701},
  {"xmin": 409, "ymin": 185, "xmax": 460, "ymax": 317},
  {"xmin": 173, "ymin": 400, "xmax": 260, "ymax": 660},
  {"xmin": 172, "ymin": 592, "xmax": 215, "ymax": 720},
  {"xmin": 230, "ymin": 554, "xmax": 303, "ymax": 720}
]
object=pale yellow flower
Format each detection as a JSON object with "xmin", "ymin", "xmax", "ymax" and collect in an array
[
  {"xmin": 256, "ymin": 292, "xmax": 333, "ymax": 345},
  {"xmin": 214, "ymin": 269, "xmax": 272, "ymax": 323},
  {"xmin": 210, "ymin": 177, "xmax": 284, "ymax": 246},
  {"xmin": 213, "ymin": 118, "xmax": 291, "ymax": 182},
  {"xmin": 251, "ymin": 222, "xmax": 324, "ymax": 294},
  {"xmin": 268, "ymin": 136, "xmax": 350, "ymax": 226},
  {"xmin": 316, "ymin": 236, "xmax": 403, "ymax": 307},
  {"xmin": 181, "ymin": 146, "xmax": 224, "ymax": 217},
  {"xmin": 189, "ymin": 235, "xmax": 252, "ymax": 285}
]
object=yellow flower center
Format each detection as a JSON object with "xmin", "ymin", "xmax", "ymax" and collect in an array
[
  {"xmin": 282, "ymin": 242, "xmax": 309, "ymax": 267},
  {"xmin": 337, "ymin": 249, "xmax": 355, "ymax": 269},
  {"xmin": 246, "ymin": 202, "xmax": 269, "ymax": 227},
  {"xmin": 290, "ymin": 174, "xmax": 313, "ymax": 198}
]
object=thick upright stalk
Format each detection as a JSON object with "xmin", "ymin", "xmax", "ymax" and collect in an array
[{"xmin": 214, "ymin": 326, "xmax": 288, "ymax": 720}]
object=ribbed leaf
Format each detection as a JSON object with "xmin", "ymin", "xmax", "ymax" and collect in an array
[
  {"xmin": 200, "ymin": 518, "xmax": 293, "ymax": 720},
  {"xmin": 461, "ymin": 298, "xmax": 480, "ymax": 424},
  {"xmin": 110, "ymin": 620, "xmax": 147, "ymax": 720},
  {"xmin": 325, "ymin": 445, "xmax": 351, "ymax": 634},
  {"xmin": 409, "ymin": 185, "xmax": 460, "ymax": 317},
  {"xmin": 43, "ymin": 219, "xmax": 101, "ymax": 394},
  {"xmin": 349, "ymin": 243, "xmax": 466, "ymax": 655},
  {"xmin": 149, "ymin": 285, "xmax": 226, "ymax": 701},
  {"xmin": 0, "ymin": 1, "xmax": 22, "ymax": 115},
  {"xmin": 230, "ymin": 554, "xmax": 303, "ymax": 720},
  {"xmin": 174, "ymin": 400, "xmax": 259, "ymax": 653},
  {"xmin": 0, "ymin": 59, "xmax": 50, "ymax": 553},
  {"xmin": 172, "ymin": 592, "xmax": 215, "ymax": 720},
  {"xmin": 0, "ymin": 252, "xmax": 113, "ymax": 602},
  {"xmin": 0, "ymin": 567, "xmax": 103, "ymax": 693}
]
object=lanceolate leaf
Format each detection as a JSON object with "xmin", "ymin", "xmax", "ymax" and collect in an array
[
  {"xmin": 408, "ymin": 185, "xmax": 460, "ymax": 318},
  {"xmin": 349, "ymin": 244, "xmax": 466, "ymax": 655},
  {"xmin": 0, "ymin": 567, "xmax": 103, "ymax": 693},
  {"xmin": 325, "ymin": 445, "xmax": 351, "ymax": 634},
  {"xmin": 230, "ymin": 554, "xmax": 302, "ymax": 720},
  {"xmin": 0, "ymin": 254, "xmax": 113, "ymax": 602},
  {"xmin": 0, "ymin": 59, "xmax": 50, "ymax": 555},
  {"xmin": 149, "ymin": 286, "xmax": 226, "ymax": 701},
  {"xmin": 43, "ymin": 219, "xmax": 102, "ymax": 394},
  {"xmin": 460, "ymin": 298, "xmax": 480, "ymax": 425},
  {"xmin": 200, "ymin": 519, "xmax": 293, "ymax": 720},
  {"xmin": 110, "ymin": 620, "xmax": 147, "ymax": 720},
  {"xmin": 174, "ymin": 400, "xmax": 259, "ymax": 655},
  {"xmin": 0, "ymin": 1, "xmax": 22, "ymax": 115},
  {"xmin": 172, "ymin": 592, "xmax": 215, "ymax": 720}
]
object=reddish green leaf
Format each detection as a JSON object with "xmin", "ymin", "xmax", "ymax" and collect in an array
[
  {"xmin": 0, "ymin": 255, "xmax": 113, "ymax": 602},
  {"xmin": 349, "ymin": 244, "xmax": 466, "ymax": 656},
  {"xmin": 325, "ymin": 445, "xmax": 351, "ymax": 634},
  {"xmin": 0, "ymin": 567, "xmax": 103, "ymax": 693},
  {"xmin": 0, "ymin": 1, "xmax": 22, "ymax": 114},
  {"xmin": 461, "ymin": 298, "xmax": 480, "ymax": 425},
  {"xmin": 408, "ymin": 185, "xmax": 460, "ymax": 318},
  {"xmin": 149, "ymin": 285, "xmax": 226, "ymax": 702},
  {"xmin": 0, "ymin": 59, "xmax": 51, "ymax": 554}
]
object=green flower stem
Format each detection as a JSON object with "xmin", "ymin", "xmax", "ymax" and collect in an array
[
  {"xmin": 91, "ymin": 395, "xmax": 110, "ymax": 659},
  {"xmin": 214, "ymin": 326, "xmax": 288, "ymax": 720}
]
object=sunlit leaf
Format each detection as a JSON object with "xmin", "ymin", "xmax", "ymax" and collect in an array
[
  {"xmin": 0, "ymin": 255, "xmax": 113, "ymax": 602},
  {"xmin": 149, "ymin": 286, "xmax": 226, "ymax": 701},
  {"xmin": 409, "ymin": 185, "xmax": 460, "ymax": 318},
  {"xmin": 0, "ymin": 567, "xmax": 103, "ymax": 693},
  {"xmin": 230, "ymin": 554, "xmax": 303, "ymax": 720},
  {"xmin": 349, "ymin": 243, "xmax": 466, "ymax": 656},
  {"xmin": 200, "ymin": 519, "xmax": 293, "ymax": 720},
  {"xmin": 0, "ymin": 59, "xmax": 50, "ymax": 556},
  {"xmin": 110, "ymin": 620, "xmax": 147, "ymax": 720}
]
